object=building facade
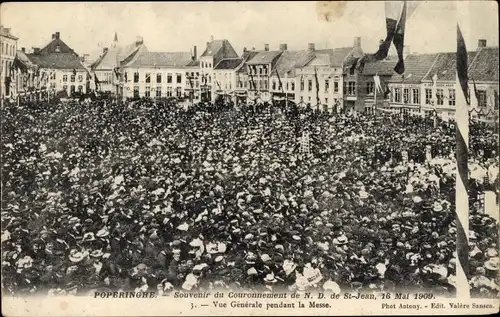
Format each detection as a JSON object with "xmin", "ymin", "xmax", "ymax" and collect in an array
[
  {"xmin": 122, "ymin": 50, "xmax": 196, "ymax": 100},
  {"xmin": 213, "ymin": 57, "xmax": 243, "ymax": 104},
  {"xmin": 245, "ymin": 45, "xmax": 282, "ymax": 104},
  {"xmin": 1, "ymin": 25, "xmax": 19, "ymax": 99},
  {"xmin": 12, "ymin": 32, "xmax": 88, "ymax": 99},
  {"xmin": 199, "ymin": 38, "xmax": 239, "ymax": 102},
  {"xmin": 91, "ymin": 34, "xmax": 147, "ymax": 96},
  {"xmin": 383, "ymin": 40, "xmax": 498, "ymax": 123}
]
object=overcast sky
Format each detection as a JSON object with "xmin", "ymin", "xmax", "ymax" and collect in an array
[{"xmin": 1, "ymin": 1, "xmax": 498, "ymax": 57}]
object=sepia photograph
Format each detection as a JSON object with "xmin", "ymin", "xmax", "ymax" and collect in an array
[{"xmin": 1, "ymin": 1, "xmax": 499, "ymax": 316}]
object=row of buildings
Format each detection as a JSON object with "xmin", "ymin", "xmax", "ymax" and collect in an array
[{"xmin": 1, "ymin": 26, "xmax": 498, "ymax": 123}]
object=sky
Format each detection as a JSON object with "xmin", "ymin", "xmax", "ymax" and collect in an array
[{"xmin": 1, "ymin": 1, "xmax": 498, "ymax": 58}]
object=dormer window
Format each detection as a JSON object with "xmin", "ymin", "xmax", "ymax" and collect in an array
[{"xmin": 55, "ymin": 45, "xmax": 61, "ymax": 53}]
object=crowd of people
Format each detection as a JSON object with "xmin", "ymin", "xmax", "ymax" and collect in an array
[{"xmin": 1, "ymin": 97, "xmax": 499, "ymax": 297}]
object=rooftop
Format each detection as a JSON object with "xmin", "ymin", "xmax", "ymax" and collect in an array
[
  {"xmin": 201, "ymin": 39, "xmax": 239, "ymax": 59},
  {"xmin": 125, "ymin": 51, "xmax": 193, "ymax": 68},
  {"xmin": 214, "ymin": 58, "xmax": 244, "ymax": 70}
]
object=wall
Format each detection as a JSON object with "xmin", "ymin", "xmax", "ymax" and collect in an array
[
  {"xmin": 122, "ymin": 67, "xmax": 189, "ymax": 99},
  {"xmin": 1, "ymin": 34, "xmax": 18, "ymax": 98}
]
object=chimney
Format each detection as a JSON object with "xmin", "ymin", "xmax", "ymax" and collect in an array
[
  {"xmin": 33, "ymin": 47, "xmax": 40, "ymax": 54},
  {"xmin": 353, "ymin": 37, "xmax": 361, "ymax": 49},
  {"xmin": 21, "ymin": 47, "xmax": 25, "ymax": 53},
  {"xmin": 4, "ymin": 28, "xmax": 10, "ymax": 34},
  {"xmin": 279, "ymin": 44, "xmax": 288, "ymax": 52},
  {"xmin": 52, "ymin": 33, "xmax": 56, "ymax": 40},
  {"xmin": 210, "ymin": 35, "xmax": 214, "ymax": 42},
  {"xmin": 192, "ymin": 45, "xmax": 197, "ymax": 60},
  {"xmin": 478, "ymin": 39, "xmax": 487, "ymax": 49},
  {"xmin": 55, "ymin": 32, "xmax": 60, "ymax": 39},
  {"xmin": 264, "ymin": 44, "xmax": 269, "ymax": 51},
  {"xmin": 135, "ymin": 36, "xmax": 143, "ymax": 46},
  {"xmin": 308, "ymin": 43, "xmax": 315, "ymax": 51}
]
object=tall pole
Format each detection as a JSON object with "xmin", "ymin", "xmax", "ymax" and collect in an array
[{"xmin": 455, "ymin": 9, "xmax": 470, "ymax": 298}]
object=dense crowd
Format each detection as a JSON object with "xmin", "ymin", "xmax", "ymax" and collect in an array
[{"xmin": 1, "ymin": 97, "xmax": 499, "ymax": 297}]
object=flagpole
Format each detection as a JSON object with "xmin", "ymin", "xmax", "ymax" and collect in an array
[{"xmin": 455, "ymin": 20, "xmax": 470, "ymax": 298}]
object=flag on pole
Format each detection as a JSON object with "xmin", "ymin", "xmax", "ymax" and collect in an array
[
  {"xmin": 455, "ymin": 23, "xmax": 471, "ymax": 298},
  {"xmin": 276, "ymin": 70, "xmax": 284, "ymax": 93},
  {"xmin": 357, "ymin": 1, "xmax": 419, "ymax": 74},
  {"xmin": 393, "ymin": 1, "xmax": 408, "ymax": 74},
  {"xmin": 314, "ymin": 67, "xmax": 320, "ymax": 105}
]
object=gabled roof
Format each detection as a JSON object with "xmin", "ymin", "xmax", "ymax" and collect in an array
[
  {"xmin": 201, "ymin": 39, "xmax": 239, "ymax": 59},
  {"xmin": 92, "ymin": 41, "xmax": 147, "ymax": 71},
  {"xmin": 362, "ymin": 59, "xmax": 398, "ymax": 76},
  {"xmin": 389, "ymin": 53, "xmax": 439, "ymax": 83},
  {"xmin": 273, "ymin": 50, "xmax": 315, "ymax": 77},
  {"xmin": 330, "ymin": 47, "xmax": 355, "ymax": 66},
  {"xmin": 469, "ymin": 47, "xmax": 499, "ymax": 82},
  {"xmin": 125, "ymin": 51, "xmax": 193, "ymax": 68},
  {"xmin": 419, "ymin": 51, "xmax": 481, "ymax": 82},
  {"xmin": 26, "ymin": 53, "xmax": 86, "ymax": 70},
  {"xmin": 246, "ymin": 51, "xmax": 282, "ymax": 65},
  {"xmin": 39, "ymin": 37, "xmax": 78, "ymax": 56},
  {"xmin": 214, "ymin": 58, "xmax": 244, "ymax": 70}
]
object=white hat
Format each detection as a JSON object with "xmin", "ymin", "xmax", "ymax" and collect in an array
[
  {"xmin": 283, "ymin": 260, "xmax": 297, "ymax": 276},
  {"xmin": 261, "ymin": 254, "xmax": 272, "ymax": 262},
  {"xmin": 264, "ymin": 273, "xmax": 277, "ymax": 283},
  {"xmin": 96, "ymin": 227, "xmax": 109, "ymax": 238},
  {"xmin": 322, "ymin": 280, "xmax": 341, "ymax": 293},
  {"xmin": 177, "ymin": 223, "xmax": 189, "ymax": 231},
  {"xmin": 247, "ymin": 267, "xmax": 258, "ymax": 275}
]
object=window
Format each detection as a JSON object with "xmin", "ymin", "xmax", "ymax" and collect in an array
[
  {"xmin": 272, "ymin": 80, "xmax": 276, "ymax": 90},
  {"xmin": 325, "ymin": 98, "xmax": 328, "ymax": 104},
  {"xmin": 477, "ymin": 90, "xmax": 487, "ymax": 108},
  {"xmin": 348, "ymin": 82, "xmax": 356, "ymax": 95},
  {"xmin": 349, "ymin": 67, "xmax": 355, "ymax": 75},
  {"xmin": 325, "ymin": 80, "xmax": 329, "ymax": 92},
  {"xmin": 70, "ymin": 85, "xmax": 75, "ymax": 94},
  {"xmin": 394, "ymin": 88, "xmax": 401, "ymax": 102},
  {"xmin": 63, "ymin": 85, "xmax": 68, "ymax": 91},
  {"xmin": 436, "ymin": 88, "xmax": 444, "ymax": 105},
  {"xmin": 412, "ymin": 88, "xmax": 420, "ymax": 105},
  {"xmin": 50, "ymin": 73, "xmax": 56, "ymax": 80},
  {"xmin": 300, "ymin": 80, "xmax": 304, "ymax": 91},
  {"xmin": 133, "ymin": 86, "xmax": 139, "ymax": 98},
  {"xmin": 71, "ymin": 75, "xmax": 75, "ymax": 82},
  {"xmin": 343, "ymin": 82, "xmax": 347, "ymax": 95},
  {"xmin": 156, "ymin": 73, "xmax": 161, "ymax": 83},
  {"xmin": 145, "ymin": 73, "xmax": 151, "ymax": 83},
  {"xmin": 291, "ymin": 82, "xmax": 295, "ymax": 91},
  {"xmin": 134, "ymin": 72, "xmax": 139, "ymax": 83},
  {"xmin": 145, "ymin": 86, "xmax": 151, "ymax": 97},
  {"xmin": 78, "ymin": 75, "xmax": 83, "ymax": 82},
  {"xmin": 124, "ymin": 72, "xmax": 128, "ymax": 82},
  {"xmin": 308, "ymin": 80, "xmax": 312, "ymax": 92},
  {"xmin": 367, "ymin": 82, "xmax": 374, "ymax": 95},
  {"xmin": 78, "ymin": 85, "xmax": 83, "ymax": 93},
  {"xmin": 448, "ymin": 89, "xmax": 455, "ymax": 106},
  {"xmin": 403, "ymin": 88, "xmax": 410, "ymax": 104},
  {"xmin": 425, "ymin": 88, "xmax": 432, "ymax": 105},
  {"xmin": 167, "ymin": 73, "xmax": 172, "ymax": 83},
  {"xmin": 167, "ymin": 87, "xmax": 172, "ymax": 97},
  {"xmin": 63, "ymin": 75, "xmax": 68, "ymax": 82},
  {"xmin": 334, "ymin": 81, "xmax": 339, "ymax": 93},
  {"xmin": 176, "ymin": 87, "xmax": 182, "ymax": 97}
]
